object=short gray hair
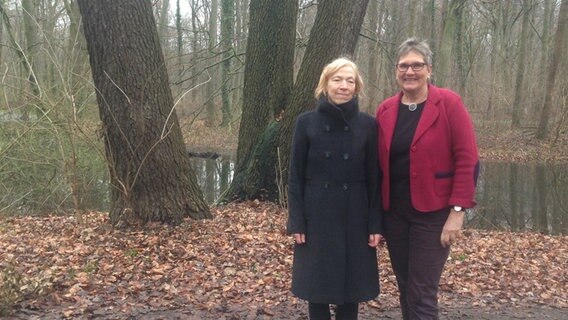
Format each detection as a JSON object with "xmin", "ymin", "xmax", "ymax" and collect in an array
[{"xmin": 397, "ymin": 37, "xmax": 433, "ymax": 65}]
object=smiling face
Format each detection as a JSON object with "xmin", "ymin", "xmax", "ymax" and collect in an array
[
  {"xmin": 396, "ymin": 51, "xmax": 432, "ymax": 95},
  {"xmin": 326, "ymin": 66, "xmax": 357, "ymax": 105}
]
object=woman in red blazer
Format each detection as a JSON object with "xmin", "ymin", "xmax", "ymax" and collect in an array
[{"xmin": 375, "ymin": 38, "xmax": 479, "ymax": 320}]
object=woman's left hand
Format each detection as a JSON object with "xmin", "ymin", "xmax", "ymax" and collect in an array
[
  {"xmin": 440, "ymin": 209, "xmax": 464, "ymax": 248},
  {"xmin": 368, "ymin": 234, "xmax": 383, "ymax": 248}
]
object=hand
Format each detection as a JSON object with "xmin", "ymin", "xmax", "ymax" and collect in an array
[
  {"xmin": 294, "ymin": 233, "xmax": 306, "ymax": 244},
  {"xmin": 368, "ymin": 234, "xmax": 383, "ymax": 248},
  {"xmin": 440, "ymin": 209, "xmax": 464, "ymax": 248}
]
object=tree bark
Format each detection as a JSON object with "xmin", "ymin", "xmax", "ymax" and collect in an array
[
  {"xmin": 223, "ymin": 0, "xmax": 297, "ymax": 201},
  {"xmin": 78, "ymin": 0, "xmax": 211, "ymax": 226},
  {"xmin": 225, "ymin": 0, "xmax": 370, "ymax": 202}
]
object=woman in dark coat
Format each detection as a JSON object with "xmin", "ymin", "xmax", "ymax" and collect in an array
[{"xmin": 287, "ymin": 57, "xmax": 384, "ymax": 320}]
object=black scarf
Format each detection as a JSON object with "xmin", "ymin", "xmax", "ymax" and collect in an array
[{"xmin": 316, "ymin": 96, "xmax": 359, "ymax": 125}]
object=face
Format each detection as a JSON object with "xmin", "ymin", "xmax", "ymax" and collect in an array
[
  {"xmin": 396, "ymin": 51, "xmax": 432, "ymax": 94},
  {"xmin": 326, "ymin": 66, "xmax": 357, "ymax": 105}
]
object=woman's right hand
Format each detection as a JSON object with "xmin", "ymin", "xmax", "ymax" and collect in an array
[{"xmin": 294, "ymin": 233, "xmax": 306, "ymax": 244}]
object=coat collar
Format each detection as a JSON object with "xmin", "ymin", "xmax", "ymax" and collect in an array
[
  {"xmin": 317, "ymin": 96, "xmax": 359, "ymax": 123},
  {"xmin": 379, "ymin": 84, "xmax": 441, "ymax": 150}
]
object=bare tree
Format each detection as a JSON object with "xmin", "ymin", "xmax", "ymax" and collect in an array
[
  {"xmin": 219, "ymin": 0, "xmax": 235, "ymax": 127},
  {"xmin": 511, "ymin": 0, "xmax": 531, "ymax": 128},
  {"xmin": 205, "ymin": 0, "xmax": 218, "ymax": 126},
  {"xmin": 78, "ymin": 0, "xmax": 211, "ymax": 226},
  {"xmin": 537, "ymin": 0, "xmax": 567, "ymax": 139},
  {"xmin": 157, "ymin": 0, "xmax": 170, "ymax": 51}
]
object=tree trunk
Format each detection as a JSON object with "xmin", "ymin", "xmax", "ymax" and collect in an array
[
  {"xmin": 437, "ymin": 0, "xmax": 463, "ymax": 88},
  {"xmin": 536, "ymin": 0, "xmax": 553, "ymax": 119},
  {"xmin": 406, "ymin": 0, "xmax": 418, "ymax": 36},
  {"xmin": 190, "ymin": 0, "xmax": 200, "ymax": 101},
  {"xmin": 0, "ymin": 1, "xmax": 43, "ymax": 119},
  {"xmin": 509, "ymin": 163, "xmax": 519, "ymax": 232},
  {"xmin": 21, "ymin": 0, "xmax": 42, "ymax": 116},
  {"xmin": 158, "ymin": 0, "xmax": 170, "ymax": 51},
  {"xmin": 0, "ymin": 0, "xmax": 4, "ymax": 66},
  {"xmin": 365, "ymin": 0, "xmax": 379, "ymax": 113},
  {"xmin": 175, "ymin": 0, "xmax": 183, "ymax": 82},
  {"xmin": 277, "ymin": 0, "xmax": 370, "ymax": 172},
  {"xmin": 225, "ymin": 0, "xmax": 370, "ymax": 202},
  {"xmin": 223, "ymin": 0, "xmax": 297, "ymax": 201},
  {"xmin": 219, "ymin": 0, "xmax": 234, "ymax": 127},
  {"xmin": 78, "ymin": 0, "xmax": 211, "ymax": 226},
  {"xmin": 537, "ymin": 0, "xmax": 567, "ymax": 139},
  {"xmin": 511, "ymin": 0, "xmax": 530, "ymax": 128},
  {"xmin": 205, "ymin": 0, "xmax": 218, "ymax": 126},
  {"xmin": 454, "ymin": 0, "xmax": 466, "ymax": 93}
]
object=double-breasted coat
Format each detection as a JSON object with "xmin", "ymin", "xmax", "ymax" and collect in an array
[{"xmin": 287, "ymin": 97, "xmax": 383, "ymax": 304}]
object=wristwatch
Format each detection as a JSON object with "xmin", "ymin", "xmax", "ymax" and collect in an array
[{"xmin": 453, "ymin": 206, "xmax": 464, "ymax": 212}]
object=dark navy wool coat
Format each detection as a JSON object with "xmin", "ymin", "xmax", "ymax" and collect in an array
[{"xmin": 287, "ymin": 97, "xmax": 383, "ymax": 304}]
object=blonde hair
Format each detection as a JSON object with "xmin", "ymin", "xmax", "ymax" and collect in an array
[{"xmin": 314, "ymin": 57, "xmax": 364, "ymax": 99}]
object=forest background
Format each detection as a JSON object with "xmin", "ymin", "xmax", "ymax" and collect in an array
[{"xmin": 0, "ymin": 0, "xmax": 567, "ymax": 319}]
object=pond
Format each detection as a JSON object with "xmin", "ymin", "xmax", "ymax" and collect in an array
[
  {"xmin": 467, "ymin": 162, "xmax": 568, "ymax": 235},
  {"xmin": 190, "ymin": 157, "xmax": 568, "ymax": 236}
]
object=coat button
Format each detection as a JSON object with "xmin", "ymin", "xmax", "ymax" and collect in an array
[
  {"xmin": 342, "ymin": 183, "xmax": 349, "ymax": 191},
  {"xmin": 411, "ymin": 172, "xmax": 417, "ymax": 178},
  {"xmin": 343, "ymin": 153, "xmax": 349, "ymax": 160},
  {"xmin": 325, "ymin": 125, "xmax": 331, "ymax": 132},
  {"xmin": 411, "ymin": 146, "xmax": 417, "ymax": 152},
  {"xmin": 344, "ymin": 126, "xmax": 350, "ymax": 131},
  {"xmin": 324, "ymin": 182, "xmax": 330, "ymax": 189},
  {"xmin": 324, "ymin": 151, "xmax": 331, "ymax": 158}
]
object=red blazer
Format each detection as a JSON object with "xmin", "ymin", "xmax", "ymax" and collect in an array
[{"xmin": 376, "ymin": 84, "xmax": 479, "ymax": 212}]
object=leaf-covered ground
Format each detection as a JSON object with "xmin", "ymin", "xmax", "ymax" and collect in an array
[{"xmin": 1, "ymin": 201, "xmax": 566, "ymax": 319}]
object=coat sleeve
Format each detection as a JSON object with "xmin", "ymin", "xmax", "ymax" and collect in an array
[
  {"xmin": 287, "ymin": 114, "xmax": 309, "ymax": 234},
  {"xmin": 366, "ymin": 118, "xmax": 384, "ymax": 235},
  {"xmin": 447, "ymin": 94, "xmax": 480, "ymax": 208}
]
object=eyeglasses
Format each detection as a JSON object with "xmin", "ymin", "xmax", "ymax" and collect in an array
[{"xmin": 396, "ymin": 62, "xmax": 427, "ymax": 72}]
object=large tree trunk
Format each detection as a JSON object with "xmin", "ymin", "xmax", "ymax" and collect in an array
[
  {"xmin": 224, "ymin": 0, "xmax": 297, "ymax": 201},
  {"xmin": 225, "ymin": 0, "xmax": 370, "ymax": 202},
  {"xmin": 78, "ymin": 0, "xmax": 211, "ymax": 226},
  {"xmin": 276, "ymin": 0, "xmax": 370, "ymax": 183}
]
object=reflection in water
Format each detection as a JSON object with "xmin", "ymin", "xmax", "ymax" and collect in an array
[
  {"xmin": 190, "ymin": 158, "xmax": 568, "ymax": 235},
  {"xmin": 468, "ymin": 162, "xmax": 568, "ymax": 235},
  {"xmin": 189, "ymin": 156, "xmax": 234, "ymax": 204}
]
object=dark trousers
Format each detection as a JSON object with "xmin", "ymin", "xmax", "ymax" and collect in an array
[
  {"xmin": 384, "ymin": 200, "xmax": 450, "ymax": 320},
  {"xmin": 308, "ymin": 302, "xmax": 358, "ymax": 320}
]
